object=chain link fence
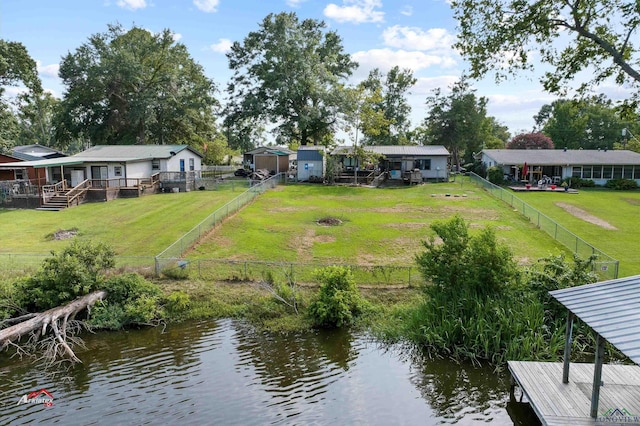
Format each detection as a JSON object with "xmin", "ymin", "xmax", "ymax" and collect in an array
[
  {"xmin": 469, "ymin": 173, "xmax": 619, "ymax": 279},
  {"xmin": 0, "ymin": 254, "xmax": 156, "ymax": 277},
  {"xmin": 154, "ymin": 174, "xmax": 284, "ymax": 275},
  {"xmin": 158, "ymin": 258, "xmax": 422, "ymax": 287}
]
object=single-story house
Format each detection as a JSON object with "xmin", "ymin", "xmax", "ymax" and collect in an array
[
  {"xmin": 480, "ymin": 149, "xmax": 640, "ymax": 185},
  {"xmin": 0, "ymin": 144, "xmax": 204, "ymax": 209},
  {"xmin": 243, "ymin": 146, "xmax": 293, "ymax": 175},
  {"xmin": 332, "ymin": 145, "xmax": 450, "ymax": 182}
]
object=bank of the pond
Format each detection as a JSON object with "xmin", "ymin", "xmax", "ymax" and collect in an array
[{"xmin": 157, "ymin": 278, "xmax": 424, "ymax": 334}]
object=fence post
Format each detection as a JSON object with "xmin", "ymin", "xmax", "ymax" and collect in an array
[{"xmin": 154, "ymin": 256, "xmax": 160, "ymax": 276}]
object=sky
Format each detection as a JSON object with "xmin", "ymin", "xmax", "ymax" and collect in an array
[{"xmin": 0, "ymin": 0, "xmax": 632, "ymax": 140}]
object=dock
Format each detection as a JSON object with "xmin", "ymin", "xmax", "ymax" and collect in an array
[{"xmin": 508, "ymin": 361, "xmax": 640, "ymax": 425}]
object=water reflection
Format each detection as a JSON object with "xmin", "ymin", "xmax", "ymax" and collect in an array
[{"xmin": 0, "ymin": 319, "xmax": 537, "ymax": 425}]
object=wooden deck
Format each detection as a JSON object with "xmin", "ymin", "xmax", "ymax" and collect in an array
[{"xmin": 508, "ymin": 361, "xmax": 640, "ymax": 425}]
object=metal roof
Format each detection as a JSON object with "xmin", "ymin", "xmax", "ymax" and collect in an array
[
  {"xmin": 0, "ymin": 144, "xmax": 202, "ymax": 169},
  {"xmin": 550, "ymin": 275, "xmax": 640, "ymax": 365},
  {"xmin": 482, "ymin": 149, "xmax": 640, "ymax": 165},
  {"xmin": 332, "ymin": 145, "xmax": 449, "ymax": 156}
]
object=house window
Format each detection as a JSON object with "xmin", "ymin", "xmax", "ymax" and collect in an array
[
  {"xmin": 180, "ymin": 159, "xmax": 185, "ymax": 172},
  {"xmin": 189, "ymin": 158, "xmax": 195, "ymax": 171},
  {"xmin": 572, "ymin": 167, "xmax": 582, "ymax": 178},
  {"xmin": 613, "ymin": 166, "xmax": 623, "ymax": 179},
  {"xmin": 592, "ymin": 166, "xmax": 602, "ymax": 179},
  {"xmin": 15, "ymin": 169, "xmax": 24, "ymax": 180},
  {"xmin": 602, "ymin": 166, "xmax": 612, "ymax": 179},
  {"xmin": 622, "ymin": 166, "xmax": 632, "ymax": 179},
  {"xmin": 414, "ymin": 159, "xmax": 431, "ymax": 170},
  {"xmin": 152, "ymin": 159, "xmax": 160, "ymax": 171},
  {"xmin": 582, "ymin": 166, "xmax": 592, "ymax": 179},
  {"xmin": 114, "ymin": 166, "xmax": 122, "ymax": 177}
]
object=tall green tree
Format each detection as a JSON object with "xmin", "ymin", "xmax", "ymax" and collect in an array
[
  {"xmin": 15, "ymin": 91, "xmax": 59, "ymax": 147},
  {"xmin": 453, "ymin": 0, "xmax": 640, "ymax": 109},
  {"xmin": 359, "ymin": 66, "xmax": 417, "ymax": 145},
  {"xmin": 56, "ymin": 25, "xmax": 219, "ymax": 148},
  {"xmin": 0, "ymin": 39, "xmax": 43, "ymax": 152},
  {"xmin": 423, "ymin": 79, "xmax": 488, "ymax": 168},
  {"xmin": 479, "ymin": 116, "xmax": 510, "ymax": 149},
  {"xmin": 225, "ymin": 12, "xmax": 357, "ymax": 146},
  {"xmin": 536, "ymin": 97, "xmax": 630, "ymax": 149}
]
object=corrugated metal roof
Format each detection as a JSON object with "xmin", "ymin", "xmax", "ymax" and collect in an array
[
  {"xmin": 482, "ymin": 149, "xmax": 640, "ymax": 165},
  {"xmin": 332, "ymin": 145, "xmax": 449, "ymax": 156},
  {"xmin": 550, "ymin": 275, "xmax": 640, "ymax": 365},
  {"xmin": 79, "ymin": 144, "xmax": 196, "ymax": 159}
]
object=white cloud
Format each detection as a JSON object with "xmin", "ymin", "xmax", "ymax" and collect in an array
[
  {"xmin": 382, "ymin": 25, "xmax": 456, "ymax": 52},
  {"xmin": 116, "ymin": 0, "xmax": 147, "ymax": 10},
  {"xmin": 172, "ymin": 32, "xmax": 183, "ymax": 42},
  {"xmin": 36, "ymin": 61, "xmax": 60, "ymax": 79},
  {"xmin": 352, "ymin": 48, "xmax": 457, "ymax": 74},
  {"xmin": 210, "ymin": 38, "xmax": 232, "ymax": 53},
  {"xmin": 193, "ymin": 0, "xmax": 219, "ymax": 13},
  {"xmin": 286, "ymin": 0, "xmax": 307, "ymax": 7},
  {"xmin": 324, "ymin": 0, "xmax": 384, "ymax": 24},
  {"xmin": 400, "ymin": 5, "xmax": 413, "ymax": 16}
]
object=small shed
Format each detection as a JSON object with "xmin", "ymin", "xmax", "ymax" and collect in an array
[
  {"xmin": 243, "ymin": 146, "xmax": 292, "ymax": 175},
  {"xmin": 297, "ymin": 146, "xmax": 325, "ymax": 181}
]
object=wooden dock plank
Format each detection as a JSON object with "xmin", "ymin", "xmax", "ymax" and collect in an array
[{"xmin": 508, "ymin": 361, "xmax": 640, "ymax": 425}]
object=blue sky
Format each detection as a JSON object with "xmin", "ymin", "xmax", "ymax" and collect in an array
[{"xmin": 0, "ymin": 0, "xmax": 631, "ymax": 137}]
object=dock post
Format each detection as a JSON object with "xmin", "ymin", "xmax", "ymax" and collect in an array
[
  {"xmin": 590, "ymin": 333, "xmax": 605, "ymax": 418},
  {"xmin": 562, "ymin": 312, "xmax": 574, "ymax": 383}
]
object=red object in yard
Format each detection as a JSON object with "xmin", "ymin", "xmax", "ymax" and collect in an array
[
  {"xmin": 525, "ymin": 184, "xmax": 531, "ymax": 189},
  {"xmin": 551, "ymin": 185, "xmax": 557, "ymax": 190},
  {"xmin": 522, "ymin": 162, "xmax": 528, "ymax": 179}
]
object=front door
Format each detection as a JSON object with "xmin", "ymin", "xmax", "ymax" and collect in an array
[
  {"xmin": 70, "ymin": 170, "xmax": 85, "ymax": 187},
  {"xmin": 91, "ymin": 166, "xmax": 108, "ymax": 187}
]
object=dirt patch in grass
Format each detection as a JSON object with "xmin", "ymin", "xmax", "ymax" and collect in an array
[
  {"xmin": 383, "ymin": 222, "xmax": 427, "ymax": 229},
  {"xmin": 555, "ymin": 202, "xmax": 617, "ymax": 230},
  {"xmin": 317, "ymin": 217, "xmax": 342, "ymax": 226},
  {"xmin": 46, "ymin": 228, "xmax": 78, "ymax": 241},
  {"xmin": 622, "ymin": 198, "xmax": 640, "ymax": 206}
]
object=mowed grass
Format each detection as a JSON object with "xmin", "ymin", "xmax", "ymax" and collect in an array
[
  {"xmin": 189, "ymin": 180, "xmax": 567, "ymax": 266},
  {"xmin": 0, "ymin": 189, "xmax": 242, "ymax": 256},
  {"xmin": 514, "ymin": 188, "xmax": 640, "ymax": 277}
]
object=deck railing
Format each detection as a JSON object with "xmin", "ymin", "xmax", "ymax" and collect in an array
[
  {"xmin": 41, "ymin": 180, "xmax": 67, "ymax": 204},
  {"xmin": 65, "ymin": 179, "xmax": 92, "ymax": 207}
]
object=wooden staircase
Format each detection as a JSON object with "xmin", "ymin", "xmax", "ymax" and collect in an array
[{"xmin": 38, "ymin": 180, "xmax": 91, "ymax": 211}]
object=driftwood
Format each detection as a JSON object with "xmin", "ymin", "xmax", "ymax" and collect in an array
[{"xmin": 0, "ymin": 290, "xmax": 107, "ymax": 363}]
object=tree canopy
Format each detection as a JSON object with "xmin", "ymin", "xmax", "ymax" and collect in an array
[
  {"xmin": 56, "ymin": 25, "xmax": 219, "ymax": 148},
  {"xmin": 506, "ymin": 132, "xmax": 554, "ymax": 149},
  {"xmin": 225, "ymin": 12, "xmax": 357, "ymax": 146},
  {"xmin": 453, "ymin": 0, "xmax": 640, "ymax": 108},
  {"xmin": 359, "ymin": 66, "xmax": 417, "ymax": 145},
  {"xmin": 535, "ymin": 96, "xmax": 633, "ymax": 149},
  {"xmin": 423, "ymin": 79, "xmax": 488, "ymax": 168}
]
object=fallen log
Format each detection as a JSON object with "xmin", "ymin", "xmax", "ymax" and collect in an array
[{"xmin": 0, "ymin": 290, "xmax": 107, "ymax": 362}]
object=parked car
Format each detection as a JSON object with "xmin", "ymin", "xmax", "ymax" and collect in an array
[{"xmin": 234, "ymin": 168, "xmax": 250, "ymax": 177}]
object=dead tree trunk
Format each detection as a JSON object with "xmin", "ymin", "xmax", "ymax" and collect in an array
[{"xmin": 0, "ymin": 290, "xmax": 107, "ymax": 363}]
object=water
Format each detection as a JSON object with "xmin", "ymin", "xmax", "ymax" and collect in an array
[{"xmin": 0, "ymin": 320, "xmax": 538, "ymax": 425}]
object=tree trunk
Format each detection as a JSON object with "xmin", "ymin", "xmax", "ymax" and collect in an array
[{"xmin": 0, "ymin": 291, "xmax": 107, "ymax": 362}]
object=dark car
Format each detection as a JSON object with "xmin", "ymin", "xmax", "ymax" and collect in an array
[{"xmin": 234, "ymin": 168, "xmax": 250, "ymax": 177}]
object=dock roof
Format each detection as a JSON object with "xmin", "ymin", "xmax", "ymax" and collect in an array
[{"xmin": 550, "ymin": 275, "xmax": 640, "ymax": 365}]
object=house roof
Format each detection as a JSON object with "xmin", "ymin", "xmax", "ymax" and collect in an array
[
  {"xmin": 332, "ymin": 145, "xmax": 450, "ymax": 156},
  {"xmin": 245, "ymin": 146, "xmax": 294, "ymax": 155},
  {"xmin": 482, "ymin": 149, "xmax": 640, "ymax": 165},
  {"xmin": 550, "ymin": 275, "xmax": 640, "ymax": 366},
  {"xmin": 0, "ymin": 144, "xmax": 201, "ymax": 169},
  {"xmin": 12, "ymin": 144, "xmax": 67, "ymax": 161}
]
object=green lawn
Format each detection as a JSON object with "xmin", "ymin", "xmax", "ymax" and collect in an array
[
  {"xmin": 513, "ymin": 188, "xmax": 640, "ymax": 277},
  {"xmin": 189, "ymin": 180, "xmax": 567, "ymax": 266},
  {"xmin": 0, "ymin": 189, "xmax": 243, "ymax": 256}
]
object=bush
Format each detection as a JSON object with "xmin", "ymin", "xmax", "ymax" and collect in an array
[
  {"xmin": 605, "ymin": 178, "xmax": 638, "ymax": 190},
  {"xmin": 561, "ymin": 178, "xmax": 595, "ymax": 189},
  {"xmin": 18, "ymin": 240, "xmax": 115, "ymax": 310},
  {"xmin": 486, "ymin": 166, "xmax": 505, "ymax": 185},
  {"xmin": 308, "ymin": 266, "xmax": 366, "ymax": 328}
]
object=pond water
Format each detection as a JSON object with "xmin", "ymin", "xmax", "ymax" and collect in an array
[{"xmin": 0, "ymin": 319, "xmax": 539, "ymax": 425}]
